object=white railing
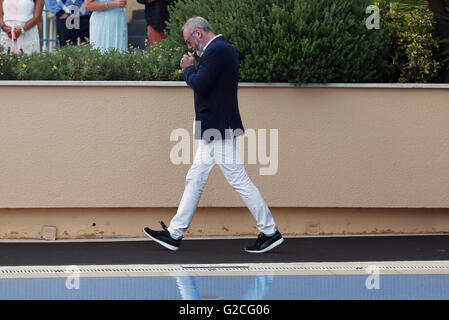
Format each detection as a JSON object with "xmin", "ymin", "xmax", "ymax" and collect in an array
[{"xmin": 41, "ymin": 8, "xmax": 58, "ymax": 52}]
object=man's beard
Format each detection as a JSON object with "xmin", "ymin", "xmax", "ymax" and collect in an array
[{"xmin": 194, "ymin": 37, "xmax": 205, "ymax": 56}]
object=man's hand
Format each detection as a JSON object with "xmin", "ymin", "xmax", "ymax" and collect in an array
[{"xmin": 180, "ymin": 52, "xmax": 196, "ymax": 71}]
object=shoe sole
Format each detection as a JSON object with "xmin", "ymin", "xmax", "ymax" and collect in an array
[
  {"xmin": 245, "ymin": 238, "xmax": 284, "ymax": 254},
  {"xmin": 143, "ymin": 228, "xmax": 180, "ymax": 252}
]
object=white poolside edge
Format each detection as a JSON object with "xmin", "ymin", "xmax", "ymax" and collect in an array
[
  {"xmin": 0, "ymin": 80, "xmax": 448, "ymax": 89},
  {"xmin": 1, "ymin": 261, "xmax": 449, "ymax": 278}
]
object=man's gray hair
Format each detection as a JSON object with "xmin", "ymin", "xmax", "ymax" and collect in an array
[{"xmin": 183, "ymin": 16, "xmax": 213, "ymax": 34}]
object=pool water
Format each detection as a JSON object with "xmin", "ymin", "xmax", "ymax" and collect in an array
[{"xmin": 1, "ymin": 273, "xmax": 449, "ymax": 300}]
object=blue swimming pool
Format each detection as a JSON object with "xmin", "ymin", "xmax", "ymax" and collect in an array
[{"xmin": 1, "ymin": 274, "xmax": 449, "ymax": 300}]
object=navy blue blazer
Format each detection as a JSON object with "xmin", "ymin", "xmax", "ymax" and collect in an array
[{"xmin": 183, "ymin": 36, "xmax": 245, "ymax": 140}]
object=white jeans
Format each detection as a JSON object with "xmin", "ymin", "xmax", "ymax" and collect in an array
[{"xmin": 168, "ymin": 137, "xmax": 277, "ymax": 240}]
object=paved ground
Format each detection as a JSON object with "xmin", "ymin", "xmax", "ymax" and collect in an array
[{"xmin": 0, "ymin": 235, "xmax": 448, "ymax": 266}]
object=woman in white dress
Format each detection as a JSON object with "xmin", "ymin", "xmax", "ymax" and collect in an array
[{"xmin": 0, "ymin": 0, "xmax": 44, "ymax": 54}]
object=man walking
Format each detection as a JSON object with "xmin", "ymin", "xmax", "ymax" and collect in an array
[{"xmin": 143, "ymin": 16, "xmax": 283, "ymax": 253}]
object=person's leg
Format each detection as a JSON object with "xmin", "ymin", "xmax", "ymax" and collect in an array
[
  {"xmin": 167, "ymin": 140, "xmax": 215, "ymax": 240},
  {"xmin": 216, "ymin": 138, "xmax": 277, "ymax": 236},
  {"xmin": 147, "ymin": 24, "xmax": 167, "ymax": 47},
  {"xmin": 64, "ymin": 25, "xmax": 78, "ymax": 46},
  {"xmin": 55, "ymin": 17, "xmax": 68, "ymax": 47},
  {"xmin": 56, "ymin": 16, "xmax": 78, "ymax": 46},
  {"xmin": 75, "ymin": 15, "xmax": 90, "ymax": 44}
]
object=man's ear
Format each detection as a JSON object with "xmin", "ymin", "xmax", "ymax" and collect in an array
[{"xmin": 194, "ymin": 29, "xmax": 202, "ymax": 40}]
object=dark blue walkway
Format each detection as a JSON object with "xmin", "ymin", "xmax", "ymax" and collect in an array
[{"xmin": 0, "ymin": 235, "xmax": 448, "ymax": 266}]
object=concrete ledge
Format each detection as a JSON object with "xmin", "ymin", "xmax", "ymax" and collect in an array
[{"xmin": 0, "ymin": 81, "xmax": 448, "ymax": 88}]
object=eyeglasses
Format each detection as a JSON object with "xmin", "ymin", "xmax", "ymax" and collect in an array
[{"xmin": 185, "ymin": 30, "xmax": 199, "ymax": 47}]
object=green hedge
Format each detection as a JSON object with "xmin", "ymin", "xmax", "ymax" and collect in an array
[
  {"xmin": 376, "ymin": 0, "xmax": 442, "ymax": 82},
  {"xmin": 165, "ymin": 0, "xmax": 393, "ymax": 83},
  {"xmin": 0, "ymin": 0, "xmax": 424, "ymax": 83},
  {"xmin": 0, "ymin": 43, "xmax": 185, "ymax": 81}
]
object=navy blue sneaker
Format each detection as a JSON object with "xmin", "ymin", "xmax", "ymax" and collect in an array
[
  {"xmin": 143, "ymin": 221, "xmax": 181, "ymax": 251},
  {"xmin": 245, "ymin": 230, "xmax": 284, "ymax": 253}
]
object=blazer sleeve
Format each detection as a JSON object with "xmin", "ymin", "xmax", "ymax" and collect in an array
[{"xmin": 182, "ymin": 46, "xmax": 227, "ymax": 96}]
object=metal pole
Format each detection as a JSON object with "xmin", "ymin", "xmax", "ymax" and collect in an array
[{"xmin": 42, "ymin": 8, "xmax": 48, "ymax": 51}]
